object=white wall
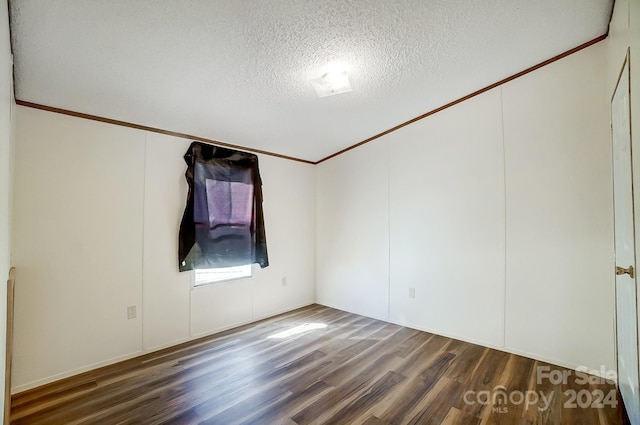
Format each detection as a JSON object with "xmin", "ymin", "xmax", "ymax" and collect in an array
[
  {"xmin": 11, "ymin": 107, "xmax": 315, "ymax": 391},
  {"xmin": 0, "ymin": 0, "xmax": 13, "ymax": 419},
  {"xmin": 141, "ymin": 133, "xmax": 191, "ymax": 350},
  {"xmin": 316, "ymin": 42, "xmax": 615, "ymax": 373},
  {"xmin": 316, "ymin": 140, "xmax": 389, "ymax": 321},
  {"xmin": 12, "ymin": 110, "xmax": 146, "ymax": 390},
  {"xmin": 387, "ymin": 89, "xmax": 506, "ymax": 347},
  {"xmin": 502, "ymin": 43, "xmax": 613, "ymax": 370}
]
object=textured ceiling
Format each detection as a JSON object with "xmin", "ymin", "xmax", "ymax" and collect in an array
[{"xmin": 9, "ymin": 0, "xmax": 612, "ymax": 162}]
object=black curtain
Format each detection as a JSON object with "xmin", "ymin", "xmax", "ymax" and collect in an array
[{"xmin": 178, "ymin": 142, "xmax": 268, "ymax": 272}]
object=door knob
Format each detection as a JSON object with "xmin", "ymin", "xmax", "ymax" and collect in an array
[{"xmin": 616, "ymin": 265, "xmax": 635, "ymax": 278}]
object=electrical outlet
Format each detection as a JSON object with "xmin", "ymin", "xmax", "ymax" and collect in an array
[
  {"xmin": 282, "ymin": 276, "xmax": 287, "ymax": 286},
  {"xmin": 409, "ymin": 288, "xmax": 416, "ymax": 299},
  {"xmin": 127, "ymin": 306, "xmax": 137, "ymax": 320}
]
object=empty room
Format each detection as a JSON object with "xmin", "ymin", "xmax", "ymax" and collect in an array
[{"xmin": 1, "ymin": 0, "xmax": 640, "ymax": 424}]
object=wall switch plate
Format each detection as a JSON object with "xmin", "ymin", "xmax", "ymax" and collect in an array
[
  {"xmin": 282, "ymin": 276, "xmax": 287, "ymax": 286},
  {"xmin": 127, "ymin": 306, "xmax": 137, "ymax": 320},
  {"xmin": 409, "ymin": 288, "xmax": 416, "ymax": 299}
]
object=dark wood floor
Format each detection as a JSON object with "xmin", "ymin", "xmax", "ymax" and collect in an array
[{"xmin": 10, "ymin": 304, "xmax": 629, "ymax": 424}]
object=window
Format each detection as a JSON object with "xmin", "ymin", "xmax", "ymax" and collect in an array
[
  {"xmin": 179, "ymin": 142, "xmax": 269, "ymax": 273},
  {"xmin": 194, "ymin": 264, "xmax": 252, "ymax": 286}
]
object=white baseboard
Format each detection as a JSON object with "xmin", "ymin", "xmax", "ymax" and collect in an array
[
  {"xmin": 12, "ymin": 350, "xmax": 145, "ymax": 394},
  {"xmin": 189, "ymin": 301, "xmax": 315, "ymax": 339},
  {"xmin": 317, "ymin": 302, "xmax": 617, "ymax": 383},
  {"xmin": 14, "ymin": 300, "xmax": 613, "ymax": 394},
  {"xmin": 12, "ymin": 301, "xmax": 316, "ymax": 395}
]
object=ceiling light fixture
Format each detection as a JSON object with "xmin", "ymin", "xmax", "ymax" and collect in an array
[{"xmin": 311, "ymin": 71, "xmax": 352, "ymax": 98}]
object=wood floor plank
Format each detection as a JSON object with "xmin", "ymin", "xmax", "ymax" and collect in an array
[
  {"xmin": 363, "ymin": 417, "xmax": 391, "ymax": 425},
  {"xmin": 452, "ymin": 348, "xmax": 510, "ymax": 419},
  {"xmin": 321, "ymin": 371, "xmax": 406, "ymax": 425},
  {"xmin": 519, "ymin": 361, "xmax": 563, "ymax": 424},
  {"xmin": 441, "ymin": 407, "xmax": 481, "ymax": 425},
  {"xmin": 237, "ymin": 380, "xmax": 332, "ymax": 425},
  {"xmin": 199, "ymin": 387, "xmax": 291, "ymax": 425},
  {"xmin": 290, "ymin": 349, "xmax": 407, "ymax": 425},
  {"xmin": 392, "ymin": 334, "xmax": 452, "ymax": 379},
  {"xmin": 478, "ymin": 354, "xmax": 535, "ymax": 425},
  {"xmin": 444, "ymin": 344, "xmax": 487, "ymax": 385},
  {"xmin": 10, "ymin": 305, "xmax": 628, "ymax": 425},
  {"xmin": 375, "ymin": 352, "xmax": 456, "ymax": 425},
  {"xmin": 560, "ymin": 367, "xmax": 607, "ymax": 425},
  {"xmin": 406, "ymin": 376, "xmax": 466, "ymax": 425}
]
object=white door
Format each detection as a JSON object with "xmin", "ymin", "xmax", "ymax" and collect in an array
[{"xmin": 613, "ymin": 54, "xmax": 640, "ymax": 425}]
